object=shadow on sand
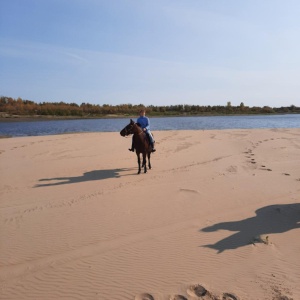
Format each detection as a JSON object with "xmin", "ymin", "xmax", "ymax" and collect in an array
[
  {"xmin": 201, "ymin": 203, "xmax": 300, "ymax": 253},
  {"xmin": 35, "ymin": 168, "xmax": 134, "ymax": 187}
]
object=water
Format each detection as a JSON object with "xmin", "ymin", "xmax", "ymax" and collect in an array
[{"xmin": 0, "ymin": 114, "xmax": 299, "ymax": 137}]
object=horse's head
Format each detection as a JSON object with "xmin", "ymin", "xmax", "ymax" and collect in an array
[{"xmin": 120, "ymin": 119, "xmax": 135, "ymax": 137}]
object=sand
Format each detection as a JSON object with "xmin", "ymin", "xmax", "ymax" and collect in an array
[{"xmin": 1, "ymin": 129, "xmax": 300, "ymax": 300}]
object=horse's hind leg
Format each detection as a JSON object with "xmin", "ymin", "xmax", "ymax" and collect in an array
[
  {"xmin": 148, "ymin": 153, "xmax": 151, "ymax": 169},
  {"xmin": 143, "ymin": 153, "xmax": 147, "ymax": 173},
  {"xmin": 137, "ymin": 154, "xmax": 141, "ymax": 174}
]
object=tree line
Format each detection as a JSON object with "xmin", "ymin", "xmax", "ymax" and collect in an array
[{"xmin": 1, "ymin": 96, "xmax": 299, "ymax": 117}]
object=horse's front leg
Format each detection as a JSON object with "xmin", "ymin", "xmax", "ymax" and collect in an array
[
  {"xmin": 143, "ymin": 153, "xmax": 147, "ymax": 173},
  {"xmin": 137, "ymin": 153, "xmax": 141, "ymax": 174}
]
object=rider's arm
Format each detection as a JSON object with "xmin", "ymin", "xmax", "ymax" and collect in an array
[{"xmin": 144, "ymin": 117, "xmax": 150, "ymax": 131}]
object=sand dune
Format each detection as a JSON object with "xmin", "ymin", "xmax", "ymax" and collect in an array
[{"xmin": 1, "ymin": 129, "xmax": 300, "ymax": 300}]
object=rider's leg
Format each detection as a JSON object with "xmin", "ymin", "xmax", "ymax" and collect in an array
[{"xmin": 147, "ymin": 131, "xmax": 156, "ymax": 152}]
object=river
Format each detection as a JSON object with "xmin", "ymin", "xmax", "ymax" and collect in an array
[{"xmin": 0, "ymin": 114, "xmax": 299, "ymax": 137}]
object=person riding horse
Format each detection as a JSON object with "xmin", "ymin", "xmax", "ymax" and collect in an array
[
  {"xmin": 120, "ymin": 119, "xmax": 153, "ymax": 174},
  {"xmin": 129, "ymin": 109, "xmax": 156, "ymax": 152}
]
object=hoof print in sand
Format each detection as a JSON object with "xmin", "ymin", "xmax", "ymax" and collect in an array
[
  {"xmin": 135, "ymin": 293, "xmax": 154, "ymax": 300},
  {"xmin": 187, "ymin": 284, "xmax": 207, "ymax": 297},
  {"xmin": 169, "ymin": 295, "xmax": 188, "ymax": 300},
  {"xmin": 222, "ymin": 292, "xmax": 239, "ymax": 300}
]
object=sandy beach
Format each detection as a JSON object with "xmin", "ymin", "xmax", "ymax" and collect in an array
[{"xmin": 1, "ymin": 129, "xmax": 300, "ymax": 300}]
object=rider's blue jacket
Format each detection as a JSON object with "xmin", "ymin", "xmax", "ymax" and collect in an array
[
  {"xmin": 137, "ymin": 116, "xmax": 150, "ymax": 131},
  {"xmin": 136, "ymin": 115, "xmax": 154, "ymax": 143}
]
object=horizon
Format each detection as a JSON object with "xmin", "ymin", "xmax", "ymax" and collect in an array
[
  {"xmin": 2, "ymin": 95, "xmax": 299, "ymax": 110},
  {"xmin": 1, "ymin": 1, "xmax": 300, "ymax": 107}
]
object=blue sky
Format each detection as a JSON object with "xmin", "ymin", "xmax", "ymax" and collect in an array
[{"xmin": 1, "ymin": 0, "xmax": 300, "ymax": 107}]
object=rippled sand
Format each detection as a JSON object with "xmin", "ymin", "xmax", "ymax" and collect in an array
[{"xmin": 1, "ymin": 129, "xmax": 300, "ymax": 300}]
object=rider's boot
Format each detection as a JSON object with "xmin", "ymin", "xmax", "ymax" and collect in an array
[{"xmin": 151, "ymin": 142, "xmax": 156, "ymax": 152}]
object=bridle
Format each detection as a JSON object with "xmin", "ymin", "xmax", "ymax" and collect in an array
[
  {"xmin": 123, "ymin": 124, "xmax": 134, "ymax": 136},
  {"xmin": 124, "ymin": 122, "xmax": 144, "ymax": 136}
]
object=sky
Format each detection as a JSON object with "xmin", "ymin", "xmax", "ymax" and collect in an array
[{"xmin": 1, "ymin": 0, "xmax": 300, "ymax": 107}]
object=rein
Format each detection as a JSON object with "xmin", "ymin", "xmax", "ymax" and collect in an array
[{"xmin": 127, "ymin": 123, "xmax": 144, "ymax": 136}]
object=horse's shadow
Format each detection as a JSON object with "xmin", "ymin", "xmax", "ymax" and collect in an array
[
  {"xmin": 35, "ymin": 168, "xmax": 133, "ymax": 187},
  {"xmin": 201, "ymin": 203, "xmax": 300, "ymax": 253}
]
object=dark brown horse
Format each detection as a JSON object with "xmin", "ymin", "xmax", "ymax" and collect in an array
[{"xmin": 120, "ymin": 119, "xmax": 152, "ymax": 174}]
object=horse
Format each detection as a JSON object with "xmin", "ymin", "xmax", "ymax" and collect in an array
[{"xmin": 120, "ymin": 119, "xmax": 152, "ymax": 174}]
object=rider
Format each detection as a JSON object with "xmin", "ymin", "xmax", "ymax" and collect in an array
[{"xmin": 129, "ymin": 108, "xmax": 156, "ymax": 152}]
